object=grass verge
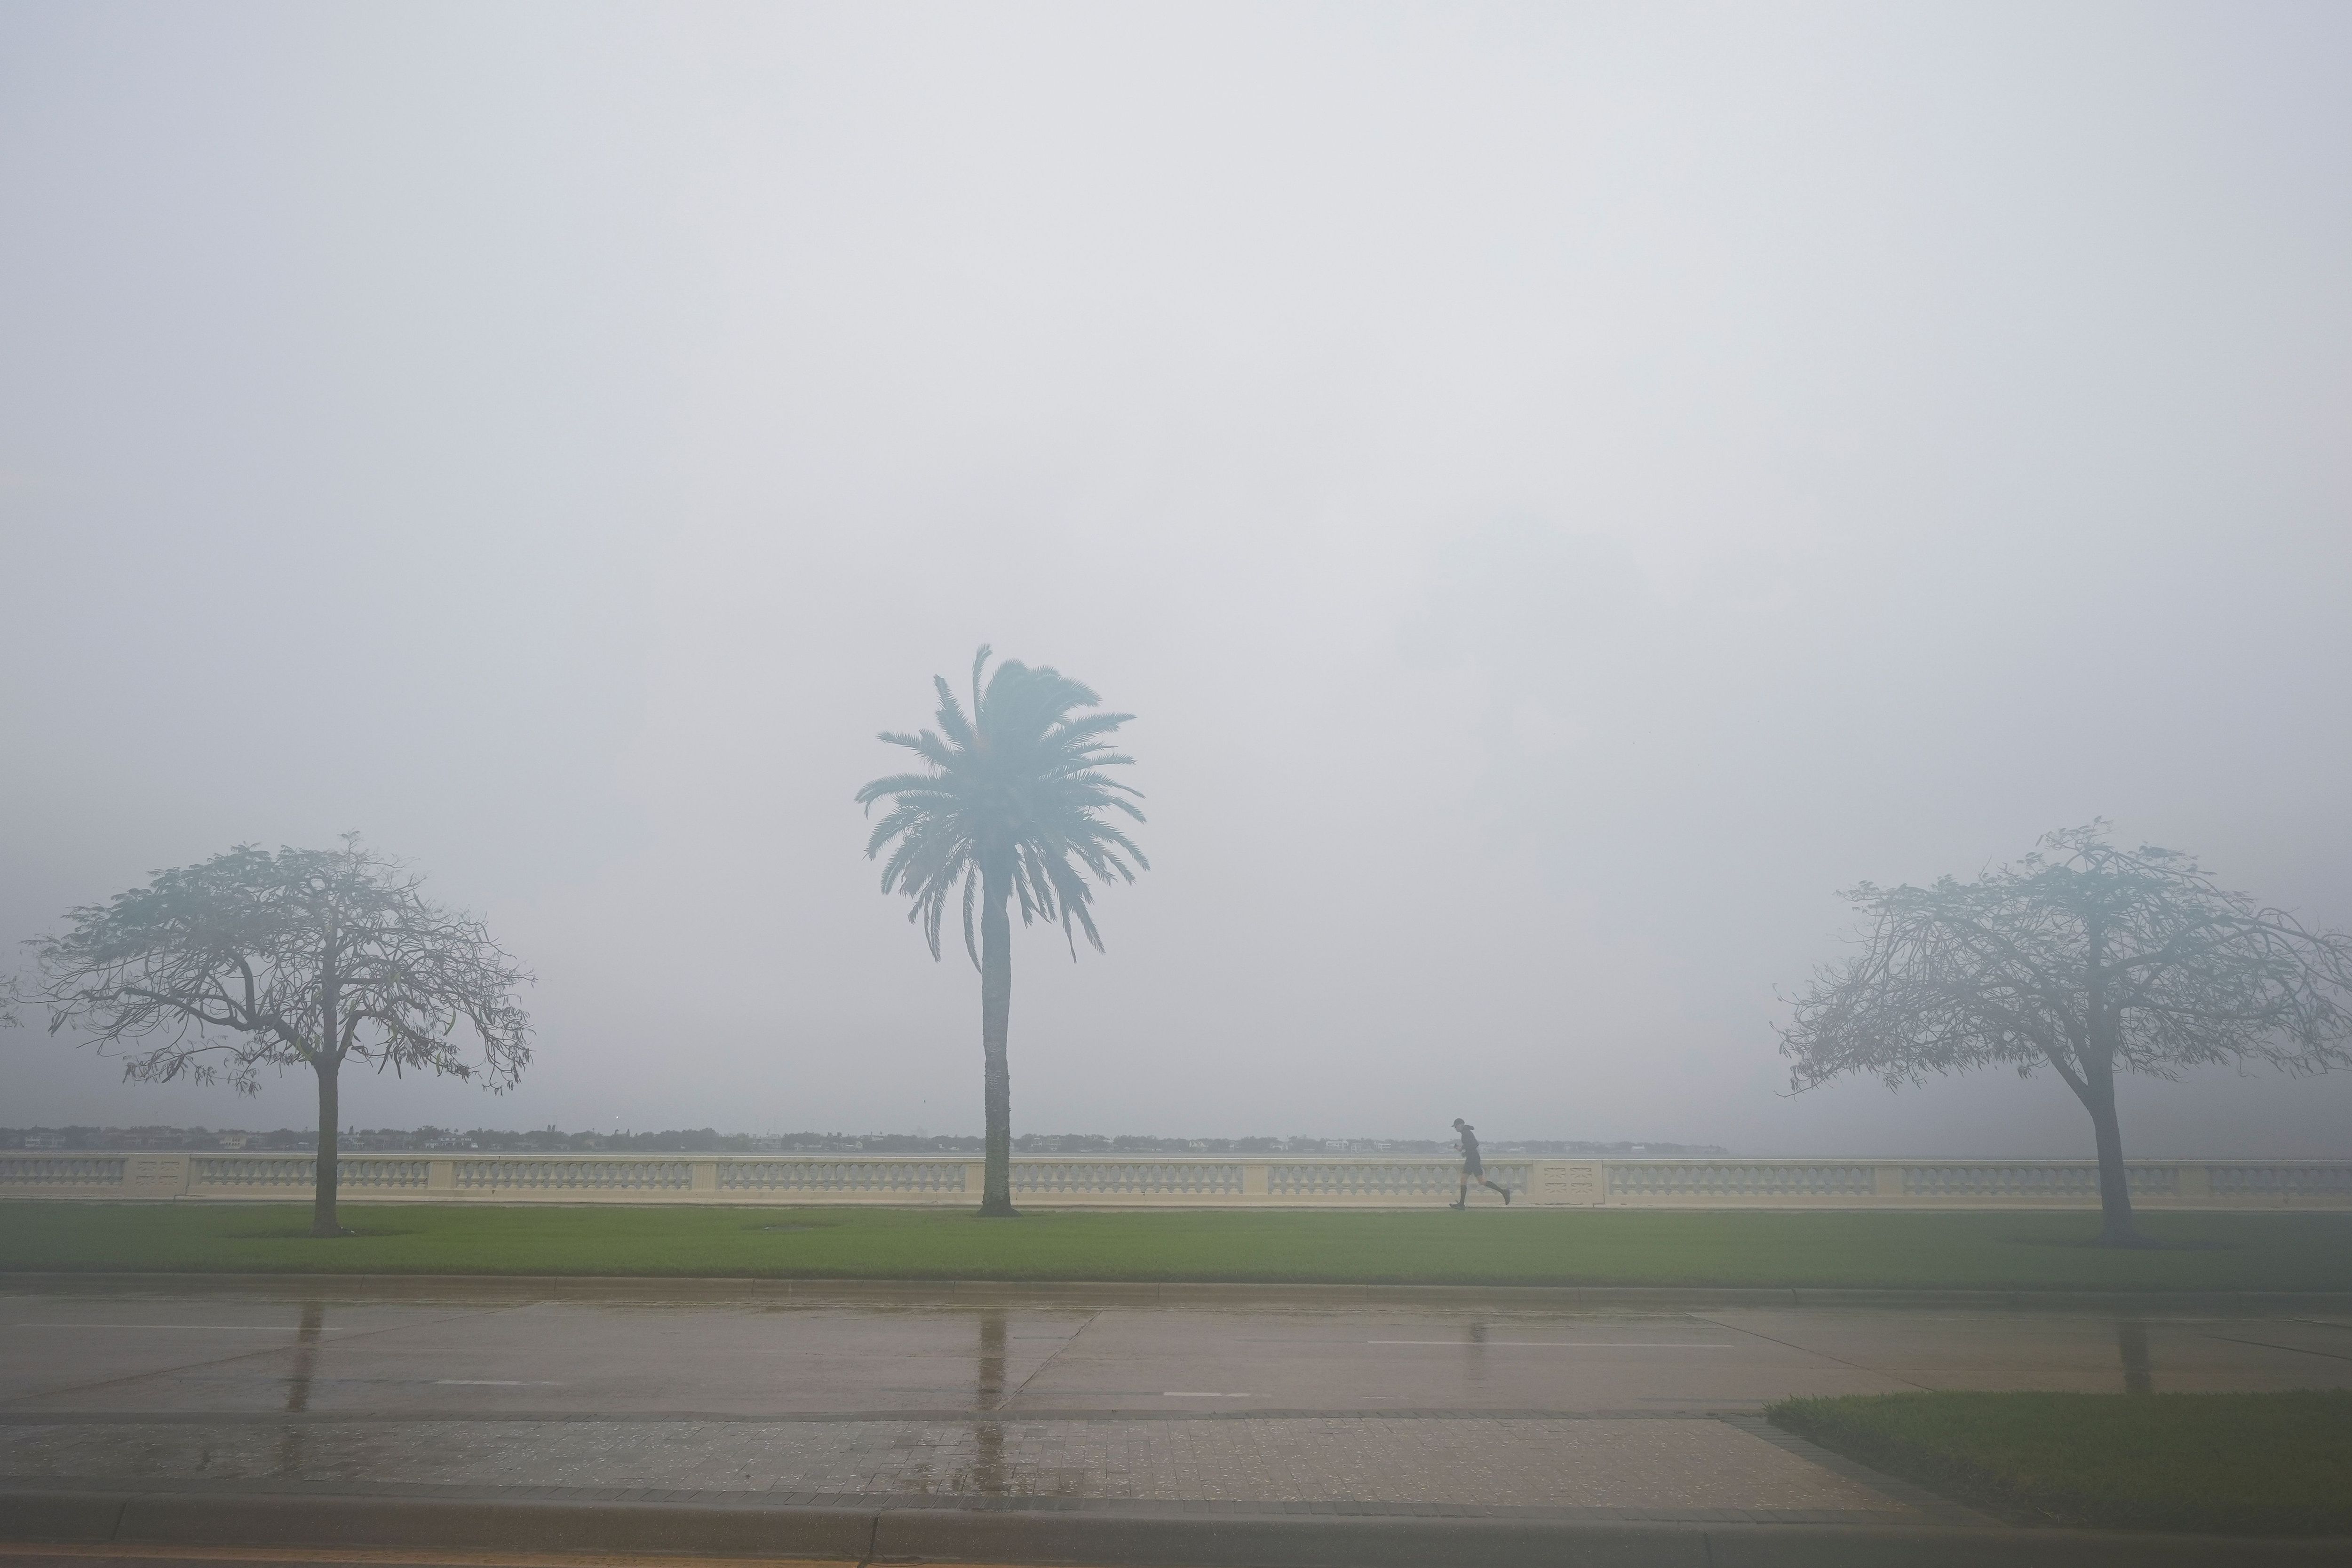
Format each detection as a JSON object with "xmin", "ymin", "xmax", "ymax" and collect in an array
[
  {"xmin": 1769, "ymin": 1390, "xmax": 2352, "ymax": 1536},
  {"xmin": 1, "ymin": 1204, "xmax": 2349, "ymax": 1290}
]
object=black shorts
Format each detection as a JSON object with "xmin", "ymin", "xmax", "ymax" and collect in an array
[{"xmin": 1462, "ymin": 1154, "xmax": 1484, "ymax": 1177}]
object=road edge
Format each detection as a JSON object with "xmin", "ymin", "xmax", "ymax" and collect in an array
[
  {"xmin": 3, "ymin": 1271, "xmax": 2350, "ymax": 1311},
  {"xmin": 5, "ymin": 1489, "xmax": 2351, "ymax": 1568}
]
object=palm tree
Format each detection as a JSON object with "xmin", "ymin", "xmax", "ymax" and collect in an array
[{"xmin": 858, "ymin": 647, "xmax": 1149, "ymax": 1216}]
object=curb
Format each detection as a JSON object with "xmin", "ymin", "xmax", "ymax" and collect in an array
[
  {"xmin": 5, "ymin": 1489, "xmax": 2350, "ymax": 1568},
  {"xmin": 4, "ymin": 1272, "xmax": 2349, "ymax": 1312}
]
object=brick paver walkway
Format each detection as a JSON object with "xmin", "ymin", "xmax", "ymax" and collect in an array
[{"xmin": 1, "ymin": 1415, "xmax": 1902, "ymax": 1515}]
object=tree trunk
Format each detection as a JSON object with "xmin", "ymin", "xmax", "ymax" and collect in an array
[
  {"xmin": 2076, "ymin": 914, "xmax": 2146, "ymax": 1248},
  {"xmin": 311, "ymin": 1057, "xmax": 343, "ymax": 1237},
  {"xmin": 2080, "ymin": 1057, "xmax": 2143, "ymax": 1247},
  {"xmin": 977, "ymin": 871, "xmax": 1016, "ymax": 1217}
]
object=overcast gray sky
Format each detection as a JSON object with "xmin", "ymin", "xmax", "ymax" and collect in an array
[{"xmin": 5, "ymin": 1, "xmax": 2349, "ymax": 1156}]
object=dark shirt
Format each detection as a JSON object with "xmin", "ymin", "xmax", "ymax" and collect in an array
[{"xmin": 1456, "ymin": 1127, "xmax": 1480, "ymax": 1161}]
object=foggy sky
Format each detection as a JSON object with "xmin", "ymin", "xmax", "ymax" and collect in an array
[{"xmin": 5, "ymin": 1, "xmax": 2350, "ymax": 1157}]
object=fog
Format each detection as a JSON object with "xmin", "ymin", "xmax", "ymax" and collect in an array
[{"xmin": 5, "ymin": 2, "xmax": 2349, "ymax": 1157}]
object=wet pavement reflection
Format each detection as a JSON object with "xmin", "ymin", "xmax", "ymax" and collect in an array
[
  {"xmin": 2117, "ymin": 1318, "xmax": 2153, "ymax": 1394},
  {"xmin": 972, "ymin": 1307, "xmax": 1006, "ymax": 1494},
  {"xmin": 275, "ymin": 1299, "xmax": 325, "ymax": 1474}
]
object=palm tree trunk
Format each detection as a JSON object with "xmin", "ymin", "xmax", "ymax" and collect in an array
[
  {"xmin": 311, "ymin": 1057, "xmax": 342, "ymax": 1237},
  {"xmin": 978, "ymin": 872, "xmax": 1017, "ymax": 1217}
]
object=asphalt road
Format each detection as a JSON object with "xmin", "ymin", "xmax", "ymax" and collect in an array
[{"xmin": 3, "ymin": 1279, "xmax": 2348, "ymax": 1418}]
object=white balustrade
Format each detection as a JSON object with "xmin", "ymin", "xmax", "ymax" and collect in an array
[
  {"xmin": 0, "ymin": 1156, "xmax": 125, "ymax": 1186},
  {"xmin": 1902, "ymin": 1164, "xmax": 2177, "ymax": 1197},
  {"xmin": 1015, "ymin": 1161, "xmax": 1244, "ymax": 1196},
  {"xmin": 193, "ymin": 1157, "xmax": 431, "ymax": 1188},
  {"xmin": 1608, "ymin": 1163, "xmax": 1875, "ymax": 1198},
  {"xmin": 2208, "ymin": 1165, "xmax": 2352, "ymax": 1197},
  {"xmin": 2, "ymin": 1152, "xmax": 2347, "ymax": 1208},
  {"xmin": 1269, "ymin": 1162, "xmax": 1529, "ymax": 1199},
  {"xmin": 455, "ymin": 1159, "xmax": 694, "ymax": 1190},
  {"xmin": 193, "ymin": 1156, "xmax": 311, "ymax": 1187},
  {"xmin": 721, "ymin": 1160, "xmax": 967, "ymax": 1193},
  {"xmin": 345, "ymin": 1159, "xmax": 432, "ymax": 1188}
]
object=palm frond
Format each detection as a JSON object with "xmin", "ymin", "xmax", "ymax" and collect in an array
[{"xmin": 858, "ymin": 646, "xmax": 1148, "ymax": 966}]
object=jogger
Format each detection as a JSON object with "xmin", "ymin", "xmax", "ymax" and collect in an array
[{"xmin": 1449, "ymin": 1117, "xmax": 1511, "ymax": 1208}]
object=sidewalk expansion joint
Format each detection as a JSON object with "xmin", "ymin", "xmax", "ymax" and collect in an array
[
  {"xmin": 0, "ymin": 1479, "xmax": 1929, "ymax": 1526},
  {"xmin": 0, "ymin": 1408, "xmax": 1758, "ymax": 1425}
]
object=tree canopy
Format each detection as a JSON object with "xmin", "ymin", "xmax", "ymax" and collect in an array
[
  {"xmin": 33, "ymin": 836, "xmax": 532, "ymax": 1233},
  {"xmin": 1779, "ymin": 823, "xmax": 2352, "ymax": 1242},
  {"xmin": 858, "ymin": 646, "xmax": 1148, "ymax": 964}
]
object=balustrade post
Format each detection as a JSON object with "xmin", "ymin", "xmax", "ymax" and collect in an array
[{"xmin": 125, "ymin": 1154, "xmax": 191, "ymax": 1199}]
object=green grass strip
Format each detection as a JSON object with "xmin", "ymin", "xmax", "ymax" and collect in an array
[
  {"xmin": 2, "ymin": 1204, "xmax": 2350, "ymax": 1290},
  {"xmin": 1770, "ymin": 1390, "xmax": 2352, "ymax": 1536}
]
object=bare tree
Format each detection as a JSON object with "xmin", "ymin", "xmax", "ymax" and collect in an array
[
  {"xmin": 32, "ymin": 837, "xmax": 532, "ymax": 1235},
  {"xmin": 1779, "ymin": 824, "xmax": 2352, "ymax": 1245}
]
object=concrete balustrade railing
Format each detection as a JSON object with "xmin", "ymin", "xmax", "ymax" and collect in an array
[{"xmin": 2, "ymin": 1151, "xmax": 2348, "ymax": 1208}]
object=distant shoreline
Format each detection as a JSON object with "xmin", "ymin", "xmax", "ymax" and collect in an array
[{"xmin": 1, "ymin": 1124, "xmax": 1729, "ymax": 1158}]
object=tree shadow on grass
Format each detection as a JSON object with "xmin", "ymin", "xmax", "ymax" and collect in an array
[
  {"xmin": 225, "ymin": 1226, "xmax": 416, "ymax": 1240},
  {"xmin": 2002, "ymin": 1233, "xmax": 2241, "ymax": 1252}
]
